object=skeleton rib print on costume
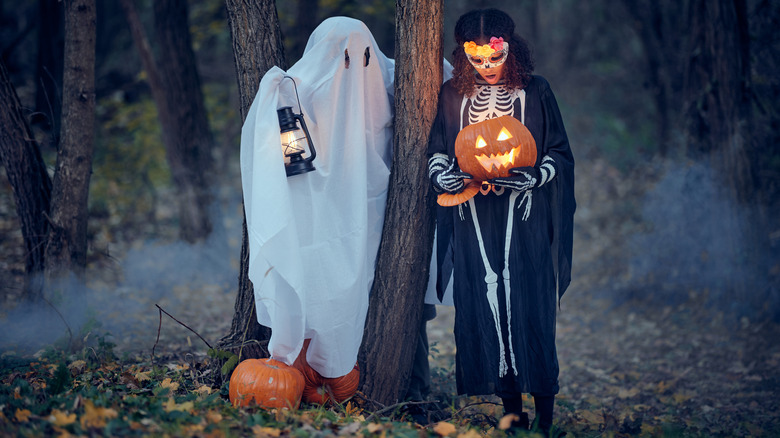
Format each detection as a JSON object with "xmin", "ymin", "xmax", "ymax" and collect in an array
[
  {"xmin": 460, "ymin": 83, "xmax": 528, "ymax": 378},
  {"xmin": 467, "ymin": 85, "xmax": 524, "ymax": 125}
]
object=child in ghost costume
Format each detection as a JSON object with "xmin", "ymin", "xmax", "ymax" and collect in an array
[{"xmin": 240, "ymin": 17, "xmax": 395, "ymax": 379}]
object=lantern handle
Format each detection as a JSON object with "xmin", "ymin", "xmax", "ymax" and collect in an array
[
  {"xmin": 295, "ymin": 112, "xmax": 316, "ymax": 163},
  {"xmin": 282, "ymin": 75, "xmax": 305, "ymax": 118}
]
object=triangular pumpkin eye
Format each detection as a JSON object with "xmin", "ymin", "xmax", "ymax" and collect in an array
[
  {"xmin": 475, "ymin": 135, "xmax": 487, "ymax": 148},
  {"xmin": 497, "ymin": 127, "xmax": 513, "ymax": 141}
]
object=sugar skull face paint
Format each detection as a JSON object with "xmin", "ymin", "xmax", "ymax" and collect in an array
[{"xmin": 463, "ymin": 37, "xmax": 509, "ymax": 70}]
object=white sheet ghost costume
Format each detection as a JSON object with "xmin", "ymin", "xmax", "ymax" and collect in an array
[{"xmin": 240, "ymin": 17, "xmax": 395, "ymax": 378}]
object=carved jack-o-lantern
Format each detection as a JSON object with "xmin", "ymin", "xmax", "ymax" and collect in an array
[
  {"xmin": 437, "ymin": 115, "xmax": 537, "ymax": 207},
  {"xmin": 455, "ymin": 115, "xmax": 537, "ymax": 181}
]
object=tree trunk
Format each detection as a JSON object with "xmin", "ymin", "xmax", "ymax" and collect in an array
[
  {"xmin": 358, "ymin": 0, "xmax": 444, "ymax": 405},
  {"xmin": 211, "ymin": 0, "xmax": 287, "ymax": 385},
  {"xmin": 291, "ymin": 0, "xmax": 319, "ymax": 61},
  {"xmin": 0, "ymin": 60, "xmax": 52, "ymax": 300},
  {"xmin": 34, "ymin": 0, "xmax": 63, "ymax": 140},
  {"xmin": 119, "ymin": 0, "xmax": 214, "ymax": 243},
  {"xmin": 224, "ymin": 0, "xmax": 287, "ymax": 121},
  {"xmin": 44, "ymin": 0, "xmax": 96, "ymax": 281},
  {"xmin": 153, "ymin": 0, "xmax": 214, "ymax": 243},
  {"xmin": 684, "ymin": 0, "xmax": 762, "ymax": 295},
  {"xmin": 622, "ymin": 0, "xmax": 689, "ymax": 157}
]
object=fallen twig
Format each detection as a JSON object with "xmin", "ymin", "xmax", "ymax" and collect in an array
[
  {"xmin": 41, "ymin": 294, "xmax": 73, "ymax": 350},
  {"xmin": 237, "ymin": 305, "xmax": 254, "ymax": 363},
  {"xmin": 151, "ymin": 305, "xmax": 162, "ymax": 365},
  {"xmin": 364, "ymin": 400, "xmax": 431, "ymax": 423},
  {"xmin": 452, "ymin": 399, "xmax": 502, "ymax": 418},
  {"xmin": 155, "ymin": 303, "xmax": 213, "ymax": 349},
  {"xmin": 151, "ymin": 304, "xmax": 214, "ymax": 365}
]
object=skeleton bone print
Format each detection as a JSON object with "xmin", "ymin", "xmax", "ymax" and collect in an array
[
  {"xmin": 430, "ymin": 75, "xmax": 574, "ymax": 397},
  {"xmin": 465, "ymin": 85, "xmax": 525, "ymax": 125},
  {"xmin": 460, "ymin": 83, "xmax": 528, "ymax": 378}
]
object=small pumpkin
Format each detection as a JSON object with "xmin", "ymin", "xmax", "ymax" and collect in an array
[
  {"xmin": 322, "ymin": 363, "xmax": 360, "ymax": 404},
  {"xmin": 229, "ymin": 358, "xmax": 305, "ymax": 409},
  {"xmin": 455, "ymin": 115, "xmax": 536, "ymax": 182},
  {"xmin": 293, "ymin": 339, "xmax": 360, "ymax": 405}
]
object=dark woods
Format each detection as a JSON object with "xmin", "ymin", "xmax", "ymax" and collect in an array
[{"xmin": 0, "ymin": 0, "xmax": 778, "ymax": 356}]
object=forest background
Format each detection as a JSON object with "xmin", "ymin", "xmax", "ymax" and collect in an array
[{"xmin": 1, "ymin": 0, "xmax": 779, "ymax": 436}]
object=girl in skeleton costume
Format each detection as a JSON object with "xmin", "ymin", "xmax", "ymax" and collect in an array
[{"xmin": 427, "ymin": 9, "xmax": 575, "ymax": 433}]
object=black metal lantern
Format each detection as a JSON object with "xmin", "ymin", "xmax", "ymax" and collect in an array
[{"xmin": 277, "ymin": 77, "xmax": 316, "ymax": 177}]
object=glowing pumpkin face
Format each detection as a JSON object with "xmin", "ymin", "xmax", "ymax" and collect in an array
[{"xmin": 454, "ymin": 115, "xmax": 537, "ymax": 182}]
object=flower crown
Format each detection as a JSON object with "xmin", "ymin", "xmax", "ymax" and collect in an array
[{"xmin": 463, "ymin": 37, "xmax": 505, "ymax": 57}]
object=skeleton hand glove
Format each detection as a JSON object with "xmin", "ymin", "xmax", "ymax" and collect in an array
[
  {"xmin": 428, "ymin": 153, "xmax": 472, "ymax": 194},
  {"xmin": 490, "ymin": 155, "xmax": 558, "ymax": 192}
]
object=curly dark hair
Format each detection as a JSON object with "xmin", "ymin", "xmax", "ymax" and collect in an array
[{"xmin": 451, "ymin": 8, "xmax": 535, "ymax": 96}]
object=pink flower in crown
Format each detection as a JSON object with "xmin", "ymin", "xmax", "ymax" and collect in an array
[{"xmin": 489, "ymin": 37, "xmax": 504, "ymax": 51}]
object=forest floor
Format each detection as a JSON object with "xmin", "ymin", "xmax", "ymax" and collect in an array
[{"xmin": 1, "ymin": 157, "xmax": 779, "ymax": 437}]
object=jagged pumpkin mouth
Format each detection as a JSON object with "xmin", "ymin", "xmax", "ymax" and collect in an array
[{"xmin": 474, "ymin": 145, "xmax": 522, "ymax": 173}]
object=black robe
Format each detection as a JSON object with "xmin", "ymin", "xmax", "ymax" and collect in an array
[{"xmin": 428, "ymin": 76, "xmax": 575, "ymax": 396}]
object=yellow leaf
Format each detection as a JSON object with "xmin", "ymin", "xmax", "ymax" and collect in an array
[
  {"xmin": 641, "ymin": 424, "xmax": 661, "ymax": 435},
  {"xmin": 618, "ymin": 387, "xmax": 640, "ymax": 399},
  {"xmin": 252, "ymin": 425, "xmax": 281, "ymax": 437},
  {"xmin": 345, "ymin": 401, "xmax": 362, "ymax": 417},
  {"xmin": 183, "ymin": 424, "xmax": 206, "ymax": 435},
  {"xmin": 366, "ymin": 423, "xmax": 383, "ymax": 433},
  {"xmin": 80, "ymin": 400, "xmax": 118, "ymax": 429},
  {"xmin": 498, "ymin": 414, "xmax": 519, "ymax": 430},
  {"xmin": 68, "ymin": 360, "xmax": 87, "ymax": 375},
  {"xmin": 206, "ymin": 411, "xmax": 223, "ymax": 423},
  {"xmin": 580, "ymin": 410, "xmax": 603, "ymax": 424},
  {"xmin": 672, "ymin": 392, "xmax": 693, "ymax": 404},
  {"xmin": 433, "ymin": 421, "xmax": 457, "ymax": 436},
  {"xmin": 135, "ymin": 371, "xmax": 151, "ymax": 382},
  {"xmin": 15, "ymin": 408, "xmax": 32, "ymax": 422},
  {"xmin": 47, "ymin": 409, "xmax": 77, "ymax": 426},
  {"xmin": 656, "ymin": 380, "xmax": 675, "ymax": 394},
  {"xmin": 101, "ymin": 362, "xmax": 119, "ymax": 371},
  {"xmin": 160, "ymin": 378, "xmax": 180, "ymax": 392},
  {"xmin": 457, "ymin": 430, "xmax": 483, "ymax": 438},
  {"xmin": 166, "ymin": 363, "xmax": 189, "ymax": 371},
  {"xmin": 194, "ymin": 385, "xmax": 213, "ymax": 395},
  {"xmin": 52, "ymin": 425, "xmax": 76, "ymax": 438},
  {"xmin": 164, "ymin": 398, "xmax": 194, "ymax": 413}
]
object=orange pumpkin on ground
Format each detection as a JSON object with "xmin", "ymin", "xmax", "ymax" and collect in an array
[
  {"xmin": 438, "ymin": 115, "xmax": 537, "ymax": 206},
  {"xmin": 293, "ymin": 339, "xmax": 360, "ymax": 405},
  {"xmin": 228, "ymin": 358, "xmax": 305, "ymax": 409}
]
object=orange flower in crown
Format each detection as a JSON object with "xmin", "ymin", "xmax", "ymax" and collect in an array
[{"xmin": 463, "ymin": 41, "xmax": 479, "ymax": 55}]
